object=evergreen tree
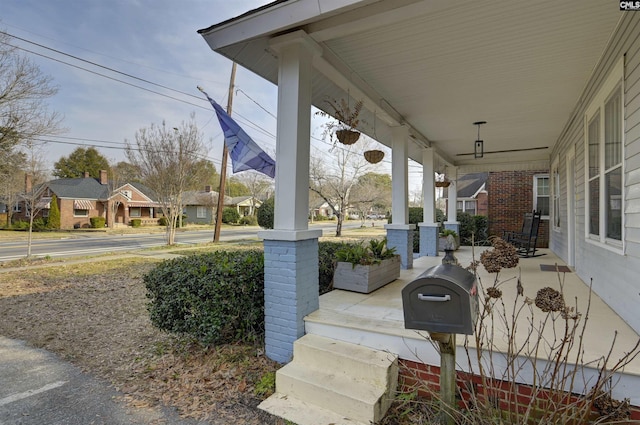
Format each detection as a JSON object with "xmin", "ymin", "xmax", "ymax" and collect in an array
[
  {"xmin": 53, "ymin": 147, "xmax": 110, "ymax": 178},
  {"xmin": 47, "ymin": 194, "xmax": 60, "ymax": 229}
]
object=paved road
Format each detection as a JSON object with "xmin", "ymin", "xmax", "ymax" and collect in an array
[
  {"xmin": 0, "ymin": 337, "xmax": 207, "ymax": 425},
  {"xmin": 0, "ymin": 221, "xmax": 370, "ymax": 262}
]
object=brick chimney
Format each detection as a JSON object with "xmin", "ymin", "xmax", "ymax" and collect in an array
[
  {"xmin": 84, "ymin": 171, "xmax": 90, "ymax": 178},
  {"xmin": 25, "ymin": 174, "xmax": 32, "ymax": 193},
  {"xmin": 99, "ymin": 169, "xmax": 108, "ymax": 185}
]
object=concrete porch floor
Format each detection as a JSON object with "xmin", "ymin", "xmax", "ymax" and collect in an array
[{"xmin": 305, "ymin": 247, "xmax": 640, "ymax": 405}]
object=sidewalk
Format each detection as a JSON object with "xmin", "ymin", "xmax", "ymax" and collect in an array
[{"xmin": 0, "ymin": 337, "xmax": 209, "ymax": 425}]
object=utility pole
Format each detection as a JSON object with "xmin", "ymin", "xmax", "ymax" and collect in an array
[{"xmin": 213, "ymin": 62, "xmax": 236, "ymax": 242}]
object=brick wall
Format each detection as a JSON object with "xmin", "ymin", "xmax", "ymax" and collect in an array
[
  {"xmin": 263, "ymin": 238, "xmax": 319, "ymax": 363},
  {"xmin": 399, "ymin": 359, "xmax": 640, "ymax": 422},
  {"xmin": 487, "ymin": 170, "xmax": 549, "ymax": 247}
]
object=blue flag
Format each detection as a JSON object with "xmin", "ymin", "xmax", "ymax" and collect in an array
[{"xmin": 199, "ymin": 87, "xmax": 276, "ymax": 178}]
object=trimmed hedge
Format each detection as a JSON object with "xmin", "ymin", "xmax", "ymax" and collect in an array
[
  {"xmin": 144, "ymin": 250, "xmax": 265, "ymax": 346},
  {"xmin": 239, "ymin": 215, "xmax": 258, "ymax": 226},
  {"xmin": 222, "ymin": 207, "xmax": 240, "ymax": 224},
  {"xmin": 90, "ymin": 216, "xmax": 106, "ymax": 228},
  {"xmin": 130, "ymin": 218, "xmax": 142, "ymax": 227},
  {"xmin": 257, "ymin": 197, "xmax": 274, "ymax": 229}
]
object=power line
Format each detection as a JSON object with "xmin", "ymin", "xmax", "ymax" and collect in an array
[
  {"xmin": 2, "ymin": 31, "xmax": 202, "ymax": 102},
  {"xmin": 1, "ymin": 32, "xmax": 278, "ymax": 149}
]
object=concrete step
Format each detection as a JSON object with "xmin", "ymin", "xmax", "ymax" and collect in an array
[
  {"xmin": 292, "ymin": 333, "xmax": 397, "ymax": 386},
  {"xmin": 259, "ymin": 393, "xmax": 370, "ymax": 425},
  {"xmin": 259, "ymin": 334, "xmax": 398, "ymax": 425}
]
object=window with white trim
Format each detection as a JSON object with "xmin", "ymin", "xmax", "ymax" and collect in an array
[
  {"xmin": 585, "ymin": 58, "xmax": 623, "ymax": 245},
  {"xmin": 13, "ymin": 203, "xmax": 22, "ymax": 212},
  {"xmin": 456, "ymin": 200, "xmax": 477, "ymax": 215},
  {"xmin": 533, "ymin": 175, "xmax": 549, "ymax": 218},
  {"xmin": 129, "ymin": 207, "xmax": 141, "ymax": 218},
  {"xmin": 552, "ymin": 163, "xmax": 560, "ymax": 229},
  {"xmin": 74, "ymin": 209, "xmax": 88, "ymax": 217},
  {"xmin": 197, "ymin": 206, "xmax": 207, "ymax": 219}
]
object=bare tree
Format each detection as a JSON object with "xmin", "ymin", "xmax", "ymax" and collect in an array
[
  {"xmin": 1, "ymin": 30, "xmax": 63, "ymax": 228},
  {"xmin": 0, "ymin": 31, "xmax": 64, "ymax": 168},
  {"xmin": 105, "ymin": 168, "xmax": 126, "ymax": 229},
  {"xmin": 20, "ymin": 141, "xmax": 49, "ymax": 257},
  {"xmin": 309, "ymin": 140, "xmax": 376, "ymax": 236},
  {"xmin": 125, "ymin": 116, "xmax": 207, "ymax": 245},
  {"xmin": 233, "ymin": 171, "xmax": 273, "ymax": 215},
  {"xmin": 350, "ymin": 172, "xmax": 392, "ymax": 225},
  {"xmin": 0, "ymin": 161, "xmax": 24, "ymax": 227}
]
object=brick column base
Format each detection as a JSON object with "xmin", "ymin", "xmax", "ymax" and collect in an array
[
  {"xmin": 262, "ymin": 235, "xmax": 319, "ymax": 363},
  {"xmin": 385, "ymin": 225, "xmax": 416, "ymax": 269},
  {"xmin": 418, "ymin": 223, "xmax": 439, "ymax": 257}
]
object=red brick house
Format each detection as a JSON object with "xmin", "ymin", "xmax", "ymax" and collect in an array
[
  {"xmin": 442, "ymin": 171, "xmax": 549, "ymax": 247},
  {"xmin": 13, "ymin": 171, "xmax": 161, "ymax": 229}
]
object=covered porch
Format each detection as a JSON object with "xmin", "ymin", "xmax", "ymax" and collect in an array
[
  {"xmin": 308, "ymin": 248, "xmax": 640, "ymax": 406},
  {"xmin": 197, "ymin": 0, "xmax": 640, "ymax": 421}
]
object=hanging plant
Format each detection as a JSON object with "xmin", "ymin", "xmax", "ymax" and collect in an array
[
  {"xmin": 316, "ymin": 97, "xmax": 364, "ymax": 145},
  {"xmin": 364, "ymin": 149, "xmax": 384, "ymax": 164},
  {"xmin": 435, "ymin": 178, "xmax": 451, "ymax": 187}
]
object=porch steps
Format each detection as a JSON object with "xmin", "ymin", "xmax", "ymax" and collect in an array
[{"xmin": 258, "ymin": 334, "xmax": 398, "ymax": 425}]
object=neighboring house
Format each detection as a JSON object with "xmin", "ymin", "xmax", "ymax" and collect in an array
[
  {"xmin": 182, "ymin": 186, "xmax": 225, "ymax": 225},
  {"xmin": 13, "ymin": 171, "xmax": 161, "ymax": 229},
  {"xmin": 487, "ymin": 170, "xmax": 551, "ymax": 248},
  {"xmin": 444, "ymin": 171, "xmax": 550, "ymax": 247},
  {"xmin": 228, "ymin": 195, "xmax": 262, "ymax": 216},
  {"xmin": 443, "ymin": 172, "xmax": 489, "ymax": 216},
  {"xmin": 182, "ymin": 187, "xmax": 262, "ymax": 224},
  {"xmin": 110, "ymin": 181, "xmax": 161, "ymax": 227}
]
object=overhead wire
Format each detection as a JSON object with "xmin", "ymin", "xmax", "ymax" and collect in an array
[{"xmin": 2, "ymin": 30, "xmax": 410, "ymax": 177}]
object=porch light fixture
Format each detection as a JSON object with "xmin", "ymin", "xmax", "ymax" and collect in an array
[{"xmin": 473, "ymin": 121, "xmax": 486, "ymax": 159}]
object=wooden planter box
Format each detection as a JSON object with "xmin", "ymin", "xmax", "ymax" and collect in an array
[{"xmin": 333, "ymin": 256, "xmax": 401, "ymax": 293}]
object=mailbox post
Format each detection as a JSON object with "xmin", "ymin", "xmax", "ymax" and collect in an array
[{"xmin": 401, "ymin": 264, "xmax": 478, "ymax": 425}]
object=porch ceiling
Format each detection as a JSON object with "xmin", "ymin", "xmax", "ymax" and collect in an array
[{"xmin": 199, "ymin": 0, "xmax": 622, "ymax": 170}]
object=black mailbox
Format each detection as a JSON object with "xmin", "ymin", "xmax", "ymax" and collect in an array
[{"xmin": 402, "ymin": 264, "xmax": 478, "ymax": 335}]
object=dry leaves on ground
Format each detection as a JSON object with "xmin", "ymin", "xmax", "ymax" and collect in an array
[{"xmin": 0, "ymin": 258, "xmax": 280, "ymax": 424}]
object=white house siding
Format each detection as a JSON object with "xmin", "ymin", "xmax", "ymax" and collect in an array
[{"xmin": 551, "ymin": 13, "xmax": 640, "ymax": 333}]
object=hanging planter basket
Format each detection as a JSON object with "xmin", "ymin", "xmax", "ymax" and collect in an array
[
  {"xmin": 435, "ymin": 180, "xmax": 451, "ymax": 188},
  {"xmin": 364, "ymin": 149, "xmax": 385, "ymax": 164},
  {"xmin": 335, "ymin": 129, "xmax": 361, "ymax": 145}
]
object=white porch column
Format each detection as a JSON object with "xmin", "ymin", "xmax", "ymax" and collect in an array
[
  {"xmin": 259, "ymin": 31, "xmax": 322, "ymax": 363},
  {"xmin": 419, "ymin": 148, "xmax": 439, "ymax": 256},
  {"xmin": 445, "ymin": 165, "xmax": 459, "ymax": 235},
  {"xmin": 385, "ymin": 125, "xmax": 415, "ymax": 269}
]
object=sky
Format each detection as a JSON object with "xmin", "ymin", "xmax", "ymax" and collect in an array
[{"xmin": 2, "ymin": 0, "xmax": 421, "ymax": 193}]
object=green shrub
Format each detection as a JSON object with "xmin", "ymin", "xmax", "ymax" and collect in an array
[
  {"xmin": 90, "ymin": 216, "xmax": 106, "ymax": 228},
  {"xmin": 144, "ymin": 250, "xmax": 265, "ymax": 346},
  {"xmin": 32, "ymin": 217, "xmax": 48, "ymax": 231},
  {"xmin": 11, "ymin": 220, "xmax": 29, "ymax": 230},
  {"xmin": 47, "ymin": 195, "xmax": 60, "ymax": 229},
  {"xmin": 335, "ymin": 238, "xmax": 396, "ymax": 265},
  {"xmin": 257, "ymin": 197, "xmax": 274, "ymax": 229},
  {"xmin": 130, "ymin": 218, "xmax": 142, "ymax": 227},
  {"xmin": 318, "ymin": 241, "xmax": 356, "ymax": 294},
  {"xmin": 408, "ymin": 207, "xmax": 422, "ymax": 253},
  {"xmin": 239, "ymin": 215, "xmax": 258, "ymax": 226},
  {"xmin": 457, "ymin": 212, "xmax": 489, "ymax": 246},
  {"xmin": 158, "ymin": 216, "xmax": 168, "ymax": 226},
  {"xmin": 222, "ymin": 207, "xmax": 240, "ymax": 224}
]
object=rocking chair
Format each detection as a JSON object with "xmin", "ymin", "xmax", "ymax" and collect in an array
[{"xmin": 503, "ymin": 210, "xmax": 542, "ymax": 257}]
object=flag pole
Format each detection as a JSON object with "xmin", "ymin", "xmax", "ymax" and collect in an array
[{"xmin": 213, "ymin": 62, "xmax": 237, "ymax": 243}]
